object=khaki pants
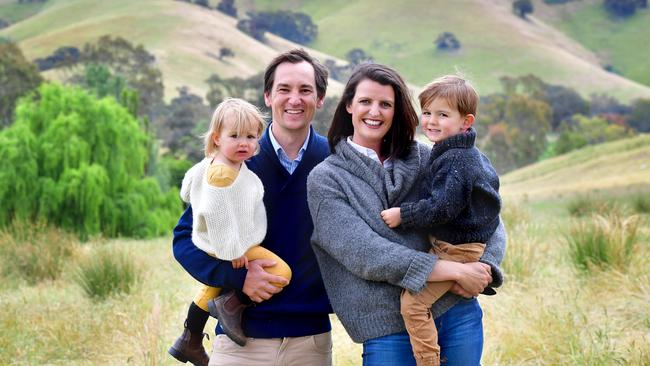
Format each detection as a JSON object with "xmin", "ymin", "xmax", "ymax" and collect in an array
[
  {"xmin": 208, "ymin": 332, "xmax": 332, "ymax": 366},
  {"xmin": 400, "ymin": 239, "xmax": 485, "ymax": 366},
  {"xmin": 193, "ymin": 246, "xmax": 292, "ymax": 311}
]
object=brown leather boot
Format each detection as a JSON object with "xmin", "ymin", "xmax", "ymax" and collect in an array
[
  {"xmin": 208, "ymin": 291, "xmax": 248, "ymax": 346},
  {"xmin": 168, "ymin": 325, "xmax": 209, "ymax": 366}
]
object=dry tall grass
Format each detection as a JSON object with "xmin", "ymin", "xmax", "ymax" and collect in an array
[{"xmin": 1, "ymin": 196, "xmax": 648, "ymax": 365}]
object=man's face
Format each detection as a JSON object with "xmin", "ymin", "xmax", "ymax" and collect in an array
[{"xmin": 264, "ymin": 61, "xmax": 324, "ymax": 134}]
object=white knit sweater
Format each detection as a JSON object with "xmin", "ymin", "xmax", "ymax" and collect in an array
[{"xmin": 180, "ymin": 158, "xmax": 267, "ymax": 260}]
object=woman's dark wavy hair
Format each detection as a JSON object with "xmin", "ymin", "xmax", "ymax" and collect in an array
[{"xmin": 327, "ymin": 63, "xmax": 418, "ymax": 160}]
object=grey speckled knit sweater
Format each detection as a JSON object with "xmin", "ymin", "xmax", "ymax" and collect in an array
[{"xmin": 307, "ymin": 140, "xmax": 506, "ymax": 343}]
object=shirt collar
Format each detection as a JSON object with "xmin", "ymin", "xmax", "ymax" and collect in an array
[
  {"xmin": 269, "ymin": 123, "xmax": 311, "ymax": 158},
  {"xmin": 346, "ymin": 136, "xmax": 393, "ymax": 169}
]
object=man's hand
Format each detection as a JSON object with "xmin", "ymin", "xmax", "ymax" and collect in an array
[
  {"xmin": 381, "ymin": 207, "xmax": 402, "ymax": 228},
  {"xmin": 242, "ymin": 259, "xmax": 289, "ymax": 303},
  {"xmin": 449, "ymin": 283, "xmax": 474, "ymax": 299}
]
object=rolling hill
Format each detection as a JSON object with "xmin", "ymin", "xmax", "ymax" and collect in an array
[
  {"xmin": 1, "ymin": 0, "xmax": 649, "ymax": 102},
  {"xmin": 236, "ymin": 0, "xmax": 650, "ymax": 102},
  {"xmin": 500, "ymin": 134, "xmax": 650, "ymax": 201}
]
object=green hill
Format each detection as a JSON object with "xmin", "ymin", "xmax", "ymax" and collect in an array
[
  {"xmin": 238, "ymin": 0, "xmax": 650, "ymax": 102},
  {"xmin": 500, "ymin": 134, "xmax": 650, "ymax": 201},
  {"xmin": 533, "ymin": 0, "xmax": 650, "ymax": 90},
  {"xmin": 2, "ymin": 0, "xmax": 649, "ymax": 102}
]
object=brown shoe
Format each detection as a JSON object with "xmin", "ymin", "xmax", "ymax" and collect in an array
[
  {"xmin": 208, "ymin": 292, "xmax": 248, "ymax": 346},
  {"xmin": 168, "ymin": 326, "xmax": 209, "ymax": 366}
]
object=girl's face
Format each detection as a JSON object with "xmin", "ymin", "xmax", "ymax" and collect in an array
[
  {"xmin": 346, "ymin": 79, "xmax": 395, "ymax": 153},
  {"xmin": 212, "ymin": 119, "xmax": 259, "ymax": 167}
]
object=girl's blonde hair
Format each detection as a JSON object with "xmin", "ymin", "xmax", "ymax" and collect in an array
[{"xmin": 203, "ymin": 98, "xmax": 267, "ymax": 157}]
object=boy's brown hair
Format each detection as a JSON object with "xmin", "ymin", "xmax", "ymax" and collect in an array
[{"xmin": 418, "ymin": 75, "xmax": 479, "ymax": 116}]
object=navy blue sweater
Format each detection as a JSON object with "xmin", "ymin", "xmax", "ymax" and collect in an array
[
  {"xmin": 400, "ymin": 128, "xmax": 501, "ymax": 244},
  {"xmin": 173, "ymin": 126, "xmax": 332, "ymax": 338}
]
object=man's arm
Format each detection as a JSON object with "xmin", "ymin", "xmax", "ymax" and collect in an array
[
  {"xmin": 172, "ymin": 205, "xmax": 247, "ymax": 289},
  {"xmin": 173, "ymin": 205, "xmax": 287, "ymax": 301}
]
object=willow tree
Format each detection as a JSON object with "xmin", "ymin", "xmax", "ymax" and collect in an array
[{"xmin": 0, "ymin": 83, "xmax": 181, "ymax": 238}]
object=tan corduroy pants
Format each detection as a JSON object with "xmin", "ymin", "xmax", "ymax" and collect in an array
[{"xmin": 401, "ymin": 239, "xmax": 486, "ymax": 366}]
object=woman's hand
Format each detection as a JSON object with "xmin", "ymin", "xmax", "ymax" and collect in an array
[
  {"xmin": 381, "ymin": 207, "xmax": 402, "ymax": 228},
  {"xmin": 454, "ymin": 262, "xmax": 492, "ymax": 297}
]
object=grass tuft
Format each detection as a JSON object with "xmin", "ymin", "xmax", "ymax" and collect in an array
[
  {"xmin": 565, "ymin": 213, "xmax": 640, "ymax": 273},
  {"xmin": 0, "ymin": 221, "xmax": 79, "ymax": 285},
  {"xmin": 632, "ymin": 193, "xmax": 650, "ymax": 213},
  {"xmin": 75, "ymin": 245, "xmax": 141, "ymax": 300}
]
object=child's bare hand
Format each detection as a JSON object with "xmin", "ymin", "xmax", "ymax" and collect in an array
[
  {"xmin": 381, "ymin": 207, "xmax": 402, "ymax": 228},
  {"xmin": 232, "ymin": 255, "xmax": 249, "ymax": 269}
]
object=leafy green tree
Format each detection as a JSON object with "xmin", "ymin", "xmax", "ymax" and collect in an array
[
  {"xmin": 435, "ymin": 32, "xmax": 461, "ymax": 51},
  {"xmin": 0, "ymin": 83, "xmax": 181, "ymax": 238},
  {"xmin": 205, "ymin": 72, "xmax": 264, "ymax": 109},
  {"xmin": 555, "ymin": 115, "xmax": 632, "ymax": 154},
  {"xmin": 0, "ymin": 40, "xmax": 43, "ymax": 127}
]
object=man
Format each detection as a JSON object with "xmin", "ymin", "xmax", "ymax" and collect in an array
[{"xmin": 171, "ymin": 48, "xmax": 333, "ymax": 366}]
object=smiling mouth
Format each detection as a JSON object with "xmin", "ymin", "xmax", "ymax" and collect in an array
[
  {"xmin": 363, "ymin": 119, "xmax": 382, "ymax": 127},
  {"xmin": 285, "ymin": 109, "xmax": 304, "ymax": 114}
]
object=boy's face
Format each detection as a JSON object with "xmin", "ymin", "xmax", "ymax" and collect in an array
[{"xmin": 421, "ymin": 98, "xmax": 474, "ymax": 144}]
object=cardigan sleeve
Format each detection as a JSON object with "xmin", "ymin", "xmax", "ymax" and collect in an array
[
  {"xmin": 307, "ymin": 169, "xmax": 437, "ymax": 294},
  {"xmin": 172, "ymin": 205, "xmax": 247, "ymax": 289},
  {"xmin": 480, "ymin": 218, "xmax": 506, "ymax": 290}
]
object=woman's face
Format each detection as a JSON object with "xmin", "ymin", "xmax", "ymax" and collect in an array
[{"xmin": 346, "ymin": 79, "xmax": 395, "ymax": 152}]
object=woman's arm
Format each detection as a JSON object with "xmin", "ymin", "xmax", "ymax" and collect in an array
[{"xmin": 308, "ymin": 172, "xmax": 437, "ymax": 294}]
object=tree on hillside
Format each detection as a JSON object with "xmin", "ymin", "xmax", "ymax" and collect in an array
[
  {"xmin": 435, "ymin": 32, "xmax": 461, "ymax": 51},
  {"xmin": 218, "ymin": 47, "xmax": 234, "ymax": 60},
  {"xmin": 543, "ymin": 84, "xmax": 590, "ymax": 130},
  {"xmin": 238, "ymin": 11, "xmax": 318, "ymax": 45},
  {"xmin": 555, "ymin": 115, "xmax": 632, "ymax": 154},
  {"xmin": 513, "ymin": 0, "xmax": 534, "ymax": 19},
  {"xmin": 0, "ymin": 40, "xmax": 43, "ymax": 127},
  {"xmin": 0, "ymin": 83, "xmax": 180, "ymax": 238},
  {"xmin": 346, "ymin": 48, "xmax": 373, "ymax": 65},
  {"xmin": 0, "ymin": 19, "xmax": 10, "ymax": 29},
  {"xmin": 74, "ymin": 36, "xmax": 165, "ymax": 122},
  {"xmin": 158, "ymin": 86, "xmax": 211, "ymax": 162},
  {"xmin": 628, "ymin": 98, "xmax": 650, "ymax": 132},
  {"xmin": 216, "ymin": 0, "xmax": 237, "ymax": 17},
  {"xmin": 603, "ymin": 0, "xmax": 641, "ymax": 17},
  {"xmin": 194, "ymin": 0, "xmax": 210, "ymax": 8},
  {"xmin": 205, "ymin": 72, "xmax": 265, "ymax": 109},
  {"xmin": 33, "ymin": 46, "xmax": 80, "ymax": 71}
]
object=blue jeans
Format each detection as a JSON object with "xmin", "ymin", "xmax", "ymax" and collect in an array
[{"xmin": 362, "ymin": 298, "xmax": 483, "ymax": 366}]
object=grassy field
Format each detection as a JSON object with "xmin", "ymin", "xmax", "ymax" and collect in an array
[
  {"xmin": 1, "ymin": 136, "xmax": 649, "ymax": 365},
  {"xmin": 534, "ymin": 0, "xmax": 650, "ymax": 89},
  {"xmin": 2, "ymin": 0, "xmax": 650, "ymax": 102}
]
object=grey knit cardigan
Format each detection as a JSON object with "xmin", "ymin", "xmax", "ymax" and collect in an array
[{"xmin": 307, "ymin": 139, "xmax": 506, "ymax": 343}]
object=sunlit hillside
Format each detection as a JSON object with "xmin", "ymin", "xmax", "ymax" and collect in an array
[
  {"xmin": 0, "ymin": 0, "xmax": 345, "ymax": 100},
  {"xmin": 237, "ymin": 0, "xmax": 650, "ymax": 101},
  {"xmin": 534, "ymin": 0, "xmax": 650, "ymax": 88},
  {"xmin": 500, "ymin": 134, "xmax": 650, "ymax": 200},
  {"xmin": 2, "ymin": 0, "xmax": 650, "ymax": 102}
]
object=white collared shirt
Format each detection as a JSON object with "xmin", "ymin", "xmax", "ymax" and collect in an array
[
  {"xmin": 269, "ymin": 124, "xmax": 311, "ymax": 174},
  {"xmin": 347, "ymin": 137, "xmax": 393, "ymax": 169}
]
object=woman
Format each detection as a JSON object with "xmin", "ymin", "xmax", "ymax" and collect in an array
[{"xmin": 306, "ymin": 63, "xmax": 506, "ymax": 365}]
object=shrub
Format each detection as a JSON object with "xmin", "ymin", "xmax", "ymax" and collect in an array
[
  {"xmin": 565, "ymin": 214, "xmax": 640, "ymax": 272},
  {"xmin": 632, "ymin": 193, "xmax": 650, "ymax": 213},
  {"xmin": 0, "ymin": 221, "xmax": 78, "ymax": 284},
  {"xmin": 567, "ymin": 195, "xmax": 619, "ymax": 217},
  {"xmin": 75, "ymin": 246, "xmax": 141, "ymax": 300}
]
